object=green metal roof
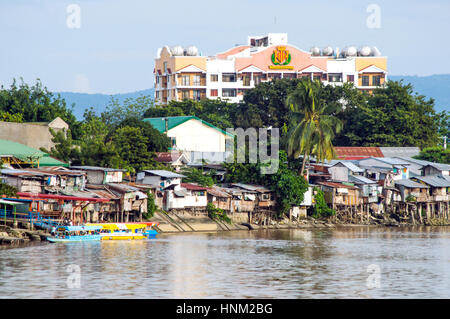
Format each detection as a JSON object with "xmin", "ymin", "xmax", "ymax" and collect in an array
[
  {"xmin": 0, "ymin": 139, "xmax": 68, "ymax": 167},
  {"xmin": 143, "ymin": 116, "xmax": 233, "ymax": 137}
]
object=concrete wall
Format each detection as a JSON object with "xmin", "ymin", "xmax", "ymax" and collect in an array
[{"xmin": 0, "ymin": 117, "xmax": 68, "ymax": 151}]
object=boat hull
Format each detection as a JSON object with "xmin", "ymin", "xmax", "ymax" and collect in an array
[
  {"xmin": 100, "ymin": 234, "xmax": 147, "ymax": 240},
  {"xmin": 47, "ymin": 235, "xmax": 102, "ymax": 242}
]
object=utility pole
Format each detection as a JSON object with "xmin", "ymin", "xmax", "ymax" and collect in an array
[{"xmin": 441, "ymin": 136, "xmax": 448, "ymax": 150}]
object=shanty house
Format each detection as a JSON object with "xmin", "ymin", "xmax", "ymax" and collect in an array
[
  {"xmin": 357, "ymin": 157, "xmax": 410, "ymax": 180},
  {"xmin": 136, "ymin": 170, "xmax": 185, "ymax": 191},
  {"xmin": 422, "ymin": 163, "xmax": 450, "ymax": 177},
  {"xmin": 207, "ymin": 186, "xmax": 232, "ymax": 211},
  {"xmin": 328, "ymin": 160, "xmax": 365, "ymax": 182},
  {"xmin": 153, "ymin": 151, "xmax": 190, "ymax": 172},
  {"xmin": 70, "ymin": 166, "xmax": 126, "ymax": 185},
  {"xmin": 318, "ymin": 181, "xmax": 362, "ymax": 207},
  {"xmin": 231, "ymin": 183, "xmax": 276, "ymax": 209},
  {"xmin": 394, "ymin": 179, "xmax": 430, "ymax": 202},
  {"xmin": 348, "ymin": 175, "xmax": 379, "ymax": 203},
  {"xmin": 106, "ymin": 183, "xmax": 148, "ymax": 222},
  {"xmin": 411, "ymin": 176, "xmax": 450, "ymax": 202}
]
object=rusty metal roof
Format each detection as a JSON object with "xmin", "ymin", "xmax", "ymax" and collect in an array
[{"xmin": 334, "ymin": 147, "xmax": 383, "ymax": 159}]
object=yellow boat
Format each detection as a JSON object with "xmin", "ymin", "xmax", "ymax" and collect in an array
[{"xmin": 85, "ymin": 223, "xmax": 149, "ymax": 240}]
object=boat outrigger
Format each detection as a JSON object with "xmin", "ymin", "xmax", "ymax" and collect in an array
[{"xmin": 47, "ymin": 225, "xmax": 103, "ymax": 242}]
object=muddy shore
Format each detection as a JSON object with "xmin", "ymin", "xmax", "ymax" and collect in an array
[{"xmin": 2, "ymin": 211, "xmax": 450, "ymax": 246}]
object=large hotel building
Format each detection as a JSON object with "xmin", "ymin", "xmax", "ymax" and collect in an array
[{"xmin": 154, "ymin": 33, "xmax": 387, "ymax": 105}]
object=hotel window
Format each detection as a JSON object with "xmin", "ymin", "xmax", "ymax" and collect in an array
[
  {"xmin": 181, "ymin": 90, "xmax": 189, "ymax": 99},
  {"xmin": 210, "ymin": 89, "xmax": 218, "ymax": 97},
  {"xmin": 181, "ymin": 75, "xmax": 190, "ymax": 86},
  {"xmin": 328, "ymin": 73, "xmax": 342, "ymax": 82},
  {"xmin": 254, "ymin": 75, "xmax": 262, "ymax": 86},
  {"xmin": 373, "ymin": 75, "xmax": 381, "ymax": 86},
  {"xmin": 347, "ymin": 75, "xmax": 355, "ymax": 83},
  {"xmin": 210, "ymin": 74, "xmax": 218, "ymax": 82},
  {"xmin": 193, "ymin": 75, "xmax": 201, "ymax": 86},
  {"xmin": 243, "ymin": 75, "xmax": 250, "ymax": 86},
  {"xmin": 222, "ymin": 89, "xmax": 237, "ymax": 97},
  {"xmin": 362, "ymin": 75, "xmax": 370, "ymax": 86},
  {"xmin": 164, "ymin": 62, "xmax": 168, "ymax": 74},
  {"xmin": 155, "ymin": 91, "xmax": 160, "ymax": 99},
  {"xmin": 222, "ymin": 73, "xmax": 237, "ymax": 82},
  {"xmin": 193, "ymin": 90, "xmax": 201, "ymax": 101}
]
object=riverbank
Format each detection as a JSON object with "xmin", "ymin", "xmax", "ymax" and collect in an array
[
  {"xmin": 148, "ymin": 210, "xmax": 450, "ymax": 234},
  {"xmin": 3, "ymin": 210, "xmax": 450, "ymax": 246}
]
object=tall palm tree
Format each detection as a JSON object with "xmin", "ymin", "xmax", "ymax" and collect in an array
[{"xmin": 286, "ymin": 80, "xmax": 343, "ymax": 176}]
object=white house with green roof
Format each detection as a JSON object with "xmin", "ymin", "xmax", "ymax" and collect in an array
[{"xmin": 143, "ymin": 116, "xmax": 233, "ymax": 155}]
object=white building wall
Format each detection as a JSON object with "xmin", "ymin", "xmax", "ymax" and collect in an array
[{"xmin": 167, "ymin": 119, "xmax": 228, "ymax": 153}]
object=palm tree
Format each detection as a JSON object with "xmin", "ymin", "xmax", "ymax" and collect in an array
[{"xmin": 286, "ymin": 80, "xmax": 343, "ymax": 176}]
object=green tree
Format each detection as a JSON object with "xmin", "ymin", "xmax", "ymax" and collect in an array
[
  {"xmin": 336, "ymin": 81, "xmax": 440, "ymax": 148},
  {"xmin": 0, "ymin": 78, "xmax": 81, "ymax": 139},
  {"xmin": 102, "ymin": 95, "xmax": 154, "ymax": 126},
  {"xmin": 41, "ymin": 128, "xmax": 80, "ymax": 163},
  {"xmin": 113, "ymin": 117, "xmax": 171, "ymax": 152},
  {"xmin": 111, "ymin": 126, "xmax": 152, "ymax": 171},
  {"xmin": 414, "ymin": 146, "xmax": 450, "ymax": 164},
  {"xmin": 0, "ymin": 181, "xmax": 17, "ymax": 197},
  {"xmin": 181, "ymin": 167, "xmax": 215, "ymax": 187},
  {"xmin": 286, "ymin": 80, "xmax": 343, "ymax": 174}
]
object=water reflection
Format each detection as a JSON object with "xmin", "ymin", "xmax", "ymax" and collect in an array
[{"xmin": 2, "ymin": 227, "xmax": 450, "ymax": 298}]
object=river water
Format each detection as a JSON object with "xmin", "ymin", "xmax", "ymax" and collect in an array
[{"xmin": 1, "ymin": 227, "xmax": 450, "ymax": 298}]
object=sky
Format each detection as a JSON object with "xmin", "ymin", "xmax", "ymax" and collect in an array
[{"xmin": 1, "ymin": 0, "xmax": 450, "ymax": 94}]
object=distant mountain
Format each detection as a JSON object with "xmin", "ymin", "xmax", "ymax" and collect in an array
[
  {"xmin": 389, "ymin": 74, "xmax": 450, "ymax": 113},
  {"xmin": 56, "ymin": 89, "xmax": 154, "ymax": 119},
  {"xmin": 56, "ymin": 75, "xmax": 449, "ymax": 120}
]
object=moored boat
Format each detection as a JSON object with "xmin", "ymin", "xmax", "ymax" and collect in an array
[
  {"xmin": 47, "ymin": 225, "xmax": 103, "ymax": 243},
  {"xmin": 85, "ymin": 222, "xmax": 158, "ymax": 240}
]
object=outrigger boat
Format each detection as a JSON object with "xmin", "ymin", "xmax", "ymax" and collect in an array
[
  {"xmin": 85, "ymin": 222, "xmax": 158, "ymax": 240},
  {"xmin": 47, "ymin": 225, "xmax": 103, "ymax": 243}
]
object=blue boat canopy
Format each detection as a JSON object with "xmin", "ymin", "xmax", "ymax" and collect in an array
[{"xmin": 57, "ymin": 225, "xmax": 103, "ymax": 232}]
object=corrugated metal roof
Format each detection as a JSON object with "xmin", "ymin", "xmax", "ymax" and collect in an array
[
  {"xmin": 317, "ymin": 181, "xmax": 358, "ymax": 189},
  {"xmin": 348, "ymin": 175, "xmax": 377, "ymax": 184},
  {"xmin": 372, "ymin": 157, "xmax": 411, "ymax": 166},
  {"xmin": 142, "ymin": 170, "xmax": 186, "ymax": 178},
  {"xmin": 231, "ymin": 183, "xmax": 271, "ymax": 193},
  {"xmin": 181, "ymin": 183, "xmax": 207, "ymax": 191},
  {"xmin": 395, "ymin": 179, "xmax": 429, "ymax": 189},
  {"xmin": 207, "ymin": 186, "xmax": 231, "ymax": 198},
  {"xmin": 334, "ymin": 147, "xmax": 383, "ymax": 159},
  {"xmin": 423, "ymin": 163, "xmax": 450, "ymax": 171},
  {"xmin": 394, "ymin": 157, "xmax": 433, "ymax": 167},
  {"xmin": 411, "ymin": 176, "xmax": 450, "ymax": 188},
  {"xmin": 70, "ymin": 166, "xmax": 126, "ymax": 172},
  {"xmin": 380, "ymin": 147, "xmax": 420, "ymax": 158},
  {"xmin": 329, "ymin": 160, "xmax": 364, "ymax": 173}
]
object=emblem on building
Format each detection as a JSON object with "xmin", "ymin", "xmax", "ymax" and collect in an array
[{"xmin": 269, "ymin": 46, "xmax": 293, "ymax": 69}]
